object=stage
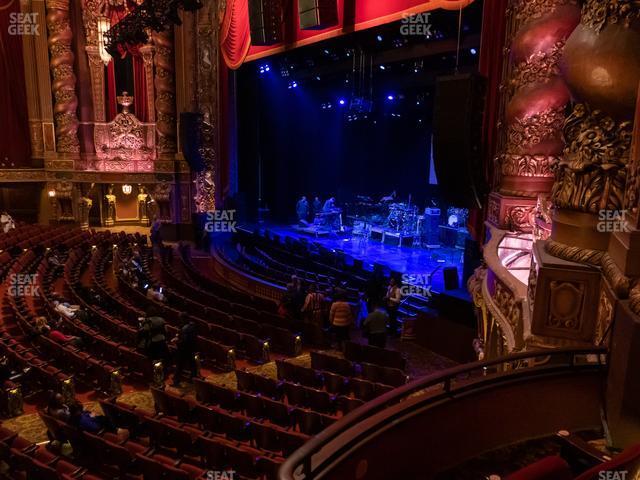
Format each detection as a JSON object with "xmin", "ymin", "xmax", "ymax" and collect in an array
[{"xmin": 252, "ymin": 222, "xmax": 471, "ymax": 302}]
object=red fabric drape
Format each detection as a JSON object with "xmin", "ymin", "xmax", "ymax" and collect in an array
[
  {"xmin": 221, "ymin": 0, "xmax": 252, "ymax": 70},
  {"xmin": 132, "ymin": 54, "xmax": 147, "ymax": 122},
  {"xmin": 467, "ymin": 0, "xmax": 509, "ymax": 241},
  {"xmin": 0, "ymin": 0, "xmax": 31, "ymax": 167},
  {"xmin": 106, "ymin": 60, "xmax": 118, "ymax": 120}
]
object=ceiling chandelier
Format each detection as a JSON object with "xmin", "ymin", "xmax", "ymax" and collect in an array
[{"xmin": 104, "ymin": 0, "xmax": 203, "ymax": 56}]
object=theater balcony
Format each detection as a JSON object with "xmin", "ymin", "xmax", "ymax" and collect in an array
[{"xmin": 279, "ymin": 348, "xmax": 608, "ymax": 479}]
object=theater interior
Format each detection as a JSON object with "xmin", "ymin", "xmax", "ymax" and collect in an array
[{"xmin": 0, "ymin": 0, "xmax": 639, "ymax": 479}]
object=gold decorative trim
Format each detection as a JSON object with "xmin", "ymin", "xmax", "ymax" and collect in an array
[{"xmin": 545, "ymin": 239, "xmax": 606, "ymax": 265}]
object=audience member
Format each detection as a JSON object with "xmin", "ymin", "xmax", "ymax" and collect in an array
[
  {"xmin": 146, "ymin": 284, "xmax": 167, "ymax": 303},
  {"xmin": 363, "ymin": 301, "xmax": 389, "ymax": 348},
  {"xmin": 329, "ymin": 292, "xmax": 353, "ymax": 351},
  {"xmin": 385, "ymin": 277, "xmax": 402, "ymax": 336},
  {"xmin": 302, "ymin": 283, "xmax": 325, "ymax": 326},
  {"xmin": 47, "ymin": 392, "xmax": 70, "ymax": 422},
  {"xmin": 172, "ymin": 320, "xmax": 198, "ymax": 386},
  {"xmin": 68, "ymin": 402, "xmax": 113, "ymax": 434}
]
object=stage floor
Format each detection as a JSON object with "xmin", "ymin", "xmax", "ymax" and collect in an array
[{"xmin": 257, "ymin": 223, "xmax": 470, "ymax": 301}]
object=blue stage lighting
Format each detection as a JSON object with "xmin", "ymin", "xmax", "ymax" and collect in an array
[
  {"xmin": 470, "ymin": 48, "xmax": 477, "ymax": 55},
  {"xmin": 339, "ymin": 99, "xmax": 346, "ymax": 106},
  {"xmin": 258, "ymin": 64, "xmax": 270, "ymax": 74},
  {"xmin": 288, "ymin": 80, "xmax": 298, "ymax": 89},
  {"xmin": 387, "ymin": 95, "xmax": 395, "ymax": 101},
  {"xmin": 376, "ymin": 35, "xmax": 383, "ymax": 42},
  {"xmin": 379, "ymin": 65, "xmax": 386, "ymax": 70}
]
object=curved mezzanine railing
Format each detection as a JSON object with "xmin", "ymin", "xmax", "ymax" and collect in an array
[{"xmin": 279, "ymin": 347, "xmax": 608, "ymax": 480}]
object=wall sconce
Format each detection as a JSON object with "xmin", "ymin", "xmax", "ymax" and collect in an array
[
  {"xmin": 48, "ymin": 189, "xmax": 56, "ymax": 198},
  {"xmin": 122, "ymin": 184, "xmax": 133, "ymax": 195},
  {"xmin": 97, "ymin": 17, "xmax": 112, "ymax": 66}
]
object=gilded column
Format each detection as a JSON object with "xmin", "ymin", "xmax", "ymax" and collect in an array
[
  {"xmin": 152, "ymin": 30, "xmax": 177, "ymax": 154},
  {"xmin": 45, "ymin": 0, "xmax": 80, "ymax": 154},
  {"xmin": 139, "ymin": 45, "xmax": 156, "ymax": 122},
  {"xmin": 20, "ymin": 0, "xmax": 43, "ymax": 160},
  {"xmin": 487, "ymin": 0, "xmax": 581, "ymax": 232}
]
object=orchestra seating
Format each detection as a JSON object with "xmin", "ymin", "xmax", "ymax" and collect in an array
[{"xmin": 0, "ymin": 225, "xmax": 412, "ymax": 479}]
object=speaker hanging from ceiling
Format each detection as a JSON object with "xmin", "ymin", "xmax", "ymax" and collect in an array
[
  {"xmin": 248, "ymin": 0, "xmax": 284, "ymax": 45},
  {"xmin": 298, "ymin": 0, "xmax": 338, "ymax": 30},
  {"xmin": 432, "ymin": 73, "xmax": 487, "ymax": 209}
]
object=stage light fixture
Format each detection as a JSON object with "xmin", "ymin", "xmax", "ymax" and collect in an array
[
  {"xmin": 379, "ymin": 65, "xmax": 386, "ymax": 70},
  {"xmin": 288, "ymin": 80, "xmax": 298, "ymax": 89},
  {"xmin": 376, "ymin": 35, "xmax": 383, "ymax": 42},
  {"xmin": 338, "ymin": 99, "xmax": 346, "ymax": 106},
  {"xmin": 387, "ymin": 95, "xmax": 395, "ymax": 101},
  {"xmin": 470, "ymin": 48, "xmax": 477, "ymax": 55}
]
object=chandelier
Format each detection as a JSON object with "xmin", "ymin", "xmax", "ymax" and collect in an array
[
  {"xmin": 97, "ymin": 17, "xmax": 113, "ymax": 65},
  {"xmin": 104, "ymin": 0, "xmax": 203, "ymax": 56}
]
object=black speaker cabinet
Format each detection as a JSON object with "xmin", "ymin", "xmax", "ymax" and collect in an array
[
  {"xmin": 249, "ymin": 0, "xmax": 284, "ymax": 45},
  {"xmin": 443, "ymin": 267, "xmax": 460, "ymax": 291},
  {"xmin": 298, "ymin": 0, "xmax": 338, "ymax": 30},
  {"xmin": 433, "ymin": 73, "xmax": 487, "ymax": 208}
]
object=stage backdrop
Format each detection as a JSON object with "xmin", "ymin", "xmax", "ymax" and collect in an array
[{"xmin": 222, "ymin": 0, "xmax": 475, "ymax": 69}]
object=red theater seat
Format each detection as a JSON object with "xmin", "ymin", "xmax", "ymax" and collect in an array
[{"xmin": 505, "ymin": 456, "xmax": 572, "ymax": 480}]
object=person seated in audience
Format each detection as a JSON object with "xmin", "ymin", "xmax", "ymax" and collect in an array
[
  {"xmin": 33, "ymin": 315, "xmax": 49, "ymax": 335},
  {"xmin": 0, "ymin": 211, "xmax": 15, "ymax": 233},
  {"xmin": 171, "ymin": 320, "xmax": 198, "ymax": 386},
  {"xmin": 146, "ymin": 284, "xmax": 167, "ymax": 303},
  {"xmin": 53, "ymin": 298, "xmax": 79, "ymax": 318},
  {"xmin": 363, "ymin": 301, "xmax": 389, "ymax": 348},
  {"xmin": 291, "ymin": 275, "xmax": 306, "ymax": 318},
  {"xmin": 330, "ymin": 291, "xmax": 353, "ymax": 351},
  {"xmin": 47, "ymin": 392, "xmax": 70, "ymax": 422},
  {"xmin": 43, "ymin": 317, "xmax": 84, "ymax": 348},
  {"xmin": 302, "ymin": 283, "xmax": 325, "ymax": 326},
  {"xmin": 47, "ymin": 251, "xmax": 63, "ymax": 268},
  {"xmin": 68, "ymin": 402, "xmax": 113, "ymax": 434}
]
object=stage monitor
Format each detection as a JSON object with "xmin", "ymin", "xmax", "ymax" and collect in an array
[
  {"xmin": 432, "ymin": 73, "xmax": 487, "ymax": 209},
  {"xmin": 298, "ymin": 0, "xmax": 338, "ymax": 30},
  {"xmin": 249, "ymin": 0, "xmax": 284, "ymax": 45}
]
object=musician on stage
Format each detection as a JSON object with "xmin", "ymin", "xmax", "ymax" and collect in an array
[
  {"xmin": 313, "ymin": 196, "xmax": 322, "ymax": 215},
  {"xmin": 380, "ymin": 190, "xmax": 397, "ymax": 203},
  {"xmin": 296, "ymin": 196, "xmax": 310, "ymax": 225},
  {"xmin": 323, "ymin": 197, "xmax": 336, "ymax": 212}
]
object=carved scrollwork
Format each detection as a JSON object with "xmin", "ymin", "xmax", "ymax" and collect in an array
[
  {"xmin": 581, "ymin": 0, "xmax": 640, "ymax": 34},
  {"xmin": 547, "ymin": 281, "xmax": 585, "ymax": 331},
  {"xmin": 595, "ymin": 288, "xmax": 614, "ymax": 345},
  {"xmin": 509, "ymin": 41, "xmax": 565, "ymax": 95},
  {"xmin": 510, "ymin": 0, "xmax": 577, "ymax": 30},
  {"xmin": 501, "ymin": 154, "xmax": 558, "ymax": 177},
  {"xmin": 505, "ymin": 205, "xmax": 536, "ymax": 231},
  {"xmin": 507, "ymin": 107, "xmax": 566, "ymax": 153},
  {"xmin": 152, "ymin": 30, "xmax": 177, "ymax": 153},
  {"xmin": 552, "ymin": 104, "xmax": 633, "ymax": 213},
  {"xmin": 494, "ymin": 280, "xmax": 523, "ymax": 331}
]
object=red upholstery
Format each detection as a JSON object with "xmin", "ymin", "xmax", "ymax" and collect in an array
[
  {"xmin": 575, "ymin": 444, "xmax": 640, "ymax": 480},
  {"xmin": 506, "ymin": 456, "xmax": 572, "ymax": 480}
]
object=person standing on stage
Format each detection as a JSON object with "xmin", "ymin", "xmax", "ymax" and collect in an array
[
  {"xmin": 296, "ymin": 196, "xmax": 310, "ymax": 225},
  {"xmin": 385, "ymin": 277, "xmax": 402, "ymax": 336},
  {"xmin": 313, "ymin": 197, "xmax": 322, "ymax": 215}
]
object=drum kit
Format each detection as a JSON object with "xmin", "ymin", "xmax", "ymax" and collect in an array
[{"xmin": 386, "ymin": 203, "xmax": 418, "ymax": 234}]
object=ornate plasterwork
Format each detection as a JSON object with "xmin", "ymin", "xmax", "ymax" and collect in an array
[
  {"xmin": 46, "ymin": 0, "xmax": 80, "ymax": 153},
  {"xmin": 552, "ymin": 104, "xmax": 633, "ymax": 213},
  {"xmin": 510, "ymin": 0, "xmax": 577, "ymax": 31},
  {"xmin": 501, "ymin": 154, "xmax": 557, "ymax": 178},
  {"xmin": 153, "ymin": 30, "xmax": 177, "ymax": 153},
  {"xmin": 507, "ymin": 107, "xmax": 566, "ymax": 153},
  {"xmin": 582, "ymin": 0, "xmax": 640, "ymax": 33},
  {"xmin": 595, "ymin": 288, "xmax": 614, "ymax": 345},
  {"xmin": 494, "ymin": 280, "xmax": 523, "ymax": 333},
  {"xmin": 547, "ymin": 281, "xmax": 585, "ymax": 331},
  {"xmin": 509, "ymin": 41, "xmax": 565, "ymax": 96}
]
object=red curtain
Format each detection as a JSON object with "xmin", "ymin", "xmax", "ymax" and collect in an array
[
  {"xmin": 0, "ymin": 0, "xmax": 31, "ymax": 167},
  {"xmin": 106, "ymin": 61, "xmax": 118, "ymax": 120},
  {"xmin": 221, "ymin": 0, "xmax": 252, "ymax": 70},
  {"xmin": 132, "ymin": 54, "xmax": 148, "ymax": 122},
  {"xmin": 467, "ymin": 0, "xmax": 508, "ymax": 241}
]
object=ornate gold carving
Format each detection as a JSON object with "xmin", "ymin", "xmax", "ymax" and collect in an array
[
  {"xmin": 494, "ymin": 280, "xmax": 522, "ymax": 332},
  {"xmin": 194, "ymin": 171, "xmax": 216, "ymax": 213},
  {"xmin": 595, "ymin": 288, "xmax": 613, "ymax": 345},
  {"xmin": 501, "ymin": 154, "xmax": 557, "ymax": 177},
  {"xmin": 510, "ymin": 41, "xmax": 565, "ymax": 95},
  {"xmin": 581, "ymin": 0, "xmax": 640, "ymax": 34},
  {"xmin": 46, "ymin": 0, "xmax": 80, "ymax": 153},
  {"xmin": 152, "ymin": 182, "xmax": 172, "ymax": 221},
  {"xmin": 545, "ymin": 239, "xmax": 606, "ymax": 265},
  {"xmin": 105, "ymin": 185, "xmax": 116, "ymax": 226},
  {"xmin": 505, "ymin": 205, "xmax": 536, "ymax": 231},
  {"xmin": 552, "ymin": 104, "xmax": 633, "ymax": 213},
  {"xmin": 547, "ymin": 281, "xmax": 585, "ymax": 331},
  {"xmin": 507, "ymin": 107, "xmax": 565, "ymax": 153},
  {"xmin": 630, "ymin": 280, "xmax": 640, "ymax": 316},
  {"xmin": 510, "ymin": 0, "xmax": 577, "ymax": 30},
  {"xmin": 153, "ymin": 30, "xmax": 177, "ymax": 153}
]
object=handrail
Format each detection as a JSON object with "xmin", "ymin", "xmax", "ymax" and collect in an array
[{"xmin": 279, "ymin": 347, "xmax": 607, "ymax": 479}]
